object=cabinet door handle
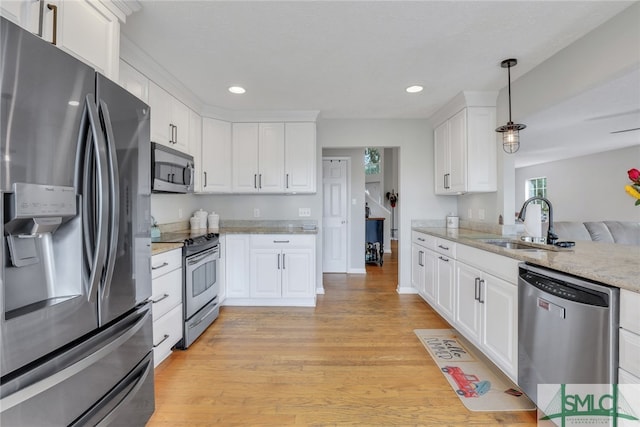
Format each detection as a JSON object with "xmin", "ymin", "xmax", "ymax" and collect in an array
[
  {"xmin": 174, "ymin": 124, "xmax": 178, "ymax": 144},
  {"xmin": 286, "ymin": 173, "xmax": 289, "ymax": 189},
  {"xmin": 438, "ymin": 256, "xmax": 449, "ymax": 262},
  {"xmin": 150, "ymin": 293, "xmax": 169, "ymax": 304},
  {"xmin": 153, "ymin": 334, "xmax": 170, "ymax": 348},
  {"xmin": 418, "ymin": 250, "xmax": 424, "ymax": 267},
  {"xmin": 273, "ymin": 240, "xmax": 290, "ymax": 244},
  {"xmin": 259, "ymin": 174, "xmax": 262, "ymax": 189},
  {"xmin": 38, "ymin": 3, "xmax": 58, "ymax": 45},
  {"xmin": 254, "ymin": 174, "xmax": 257, "ymax": 189},
  {"xmin": 478, "ymin": 279, "xmax": 485, "ymax": 304},
  {"xmin": 277, "ymin": 253, "xmax": 281, "ymax": 270},
  {"xmin": 282, "ymin": 253, "xmax": 286, "ymax": 270},
  {"xmin": 204, "ymin": 171, "xmax": 207, "ymax": 187},
  {"xmin": 474, "ymin": 278, "xmax": 480, "ymax": 301},
  {"xmin": 152, "ymin": 261, "xmax": 169, "ymax": 270}
]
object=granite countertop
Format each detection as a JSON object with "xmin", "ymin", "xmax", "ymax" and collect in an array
[
  {"xmin": 412, "ymin": 227, "xmax": 639, "ymax": 294},
  {"xmin": 220, "ymin": 225, "xmax": 318, "ymax": 235},
  {"xmin": 151, "ymin": 242, "xmax": 183, "ymax": 255}
]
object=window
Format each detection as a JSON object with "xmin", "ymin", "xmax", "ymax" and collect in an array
[
  {"xmin": 526, "ymin": 177, "xmax": 548, "ymax": 218},
  {"xmin": 364, "ymin": 148, "xmax": 381, "ymax": 175}
]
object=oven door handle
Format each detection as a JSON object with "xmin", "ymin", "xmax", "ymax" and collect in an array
[{"xmin": 186, "ymin": 247, "xmax": 219, "ymax": 265}]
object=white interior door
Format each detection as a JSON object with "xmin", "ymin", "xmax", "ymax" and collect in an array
[{"xmin": 322, "ymin": 159, "xmax": 348, "ymax": 273}]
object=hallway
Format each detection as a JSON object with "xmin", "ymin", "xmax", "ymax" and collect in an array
[{"xmin": 148, "ymin": 241, "xmax": 536, "ymax": 426}]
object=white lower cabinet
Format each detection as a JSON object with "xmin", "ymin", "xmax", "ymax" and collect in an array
[
  {"xmin": 618, "ymin": 289, "xmax": 640, "ymax": 426},
  {"xmin": 411, "ymin": 232, "xmax": 436, "ymax": 303},
  {"xmin": 435, "ymin": 253, "xmax": 455, "ymax": 322},
  {"xmin": 455, "ymin": 244, "xmax": 519, "ymax": 380},
  {"xmin": 225, "ymin": 234, "xmax": 316, "ymax": 306},
  {"xmin": 224, "ymin": 234, "xmax": 251, "ymax": 298},
  {"xmin": 151, "ymin": 248, "xmax": 183, "ymax": 367},
  {"xmin": 411, "ymin": 231, "xmax": 453, "ymax": 320},
  {"xmin": 411, "ymin": 231, "xmax": 520, "ymax": 381}
]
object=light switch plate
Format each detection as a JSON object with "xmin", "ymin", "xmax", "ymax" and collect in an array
[
  {"xmin": 253, "ymin": 208, "xmax": 260, "ymax": 218},
  {"xmin": 299, "ymin": 208, "xmax": 311, "ymax": 217}
]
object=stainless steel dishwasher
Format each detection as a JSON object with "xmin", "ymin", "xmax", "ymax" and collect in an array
[{"xmin": 518, "ymin": 263, "xmax": 619, "ymax": 405}]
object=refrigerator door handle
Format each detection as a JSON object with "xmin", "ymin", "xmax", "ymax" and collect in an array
[
  {"xmin": 68, "ymin": 353, "xmax": 153, "ymax": 427},
  {"xmin": 97, "ymin": 100, "xmax": 120, "ymax": 300},
  {"xmin": 0, "ymin": 305, "xmax": 151, "ymax": 412},
  {"xmin": 83, "ymin": 94, "xmax": 110, "ymax": 303}
]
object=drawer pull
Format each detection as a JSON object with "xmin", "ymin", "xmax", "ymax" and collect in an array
[
  {"xmin": 153, "ymin": 334, "xmax": 170, "ymax": 348},
  {"xmin": 438, "ymin": 244, "xmax": 449, "ymax": 250},
  {"xmin": 417, "ymin": 237, "xmax": 425, "ymax": 241},
  {"xmin": 273, "ymin": 240, "xmax": 290, "ymax": 243},
  {"xmin": 151, "ymin": 293, "xmax": 169, "ymax": 304},
  {"xmin": 439, "ymin": 256, "xmax": 449, "ymax": 262},
  {"xmin": 152, "ymin": 261, "xmax": 169, "ymax": 270}
]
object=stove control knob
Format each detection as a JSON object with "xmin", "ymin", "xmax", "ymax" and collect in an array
[{"xmin": 186, "ymin": 238, "xmax": 194, "ymax": 245}]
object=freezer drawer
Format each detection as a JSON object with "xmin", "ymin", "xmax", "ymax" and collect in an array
[{"xmin": 0, "ymin": 304, "xmax": 154, "ymax": 426}]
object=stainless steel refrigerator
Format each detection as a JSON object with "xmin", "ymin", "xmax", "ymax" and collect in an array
[{"xmin": 0, "ymin": 17, "xmax": 154, "ymax": 425}]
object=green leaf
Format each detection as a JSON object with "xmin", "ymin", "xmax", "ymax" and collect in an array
[{"xmin": 636, "ymin": 199, "xmax": 640, "ymax": 206}]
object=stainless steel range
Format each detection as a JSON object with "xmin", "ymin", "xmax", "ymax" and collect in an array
[{"xmin": 157, "ymin": 231, "xmax": 220, "ymax": 348}]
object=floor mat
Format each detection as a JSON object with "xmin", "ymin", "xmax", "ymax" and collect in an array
[{"xmin": 414, "ymin": 328, "xmax": 536, "ymax": 412}]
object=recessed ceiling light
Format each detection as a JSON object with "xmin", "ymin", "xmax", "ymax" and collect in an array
[
  {"xmin": 406, "ymin": 85, "xmax": 423, "ymax": 93},
  {"xmin": 228, "ymin": 86, "xmax": 246, "ymax": 94},
  {"xmin": 68, "ymin": 100, "xmax": 80, "ymax": 106}
]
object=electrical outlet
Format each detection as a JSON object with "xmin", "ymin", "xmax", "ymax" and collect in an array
[
  {"xmin": 478, "ymin": 209, "xmax": 485, "ymax": 220},
  {"xmin": 253, "ymin": 208, "xmax": 260, "ymax": 218},
  {"xmin": 299, "ymin": 208, "xmax": 311, "ymax": 217},
  {"xmin": 178, "ymin": 208, "xmax": 183, "ymax": 219},
  {"xmin": 468, "ymin": 208, "xmax": 472, "ymax": 219}
]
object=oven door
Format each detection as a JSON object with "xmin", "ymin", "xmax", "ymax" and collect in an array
[{"xmin": 184, "ymin": 246, "xmax": 219, "ymax": 320}]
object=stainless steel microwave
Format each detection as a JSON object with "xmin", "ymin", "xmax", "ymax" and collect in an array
[{"xmin": 151, "ymin": 142, "xmax": 194, "ymax": 193}]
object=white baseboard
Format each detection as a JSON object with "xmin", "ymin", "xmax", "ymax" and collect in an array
[
  {"xmin": 396, "ymin": 285, "xmax": 418, "ymax": 294},
  {"xmin": 316, "ymin": 287, "xmax": 325, "ymax": 295}
]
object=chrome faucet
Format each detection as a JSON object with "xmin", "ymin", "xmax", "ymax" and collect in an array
[{"xmin": 517, "ymin": 197, "xmax": 558, "ymax": 245}]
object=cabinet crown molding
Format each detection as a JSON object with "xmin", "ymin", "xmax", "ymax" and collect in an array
[
  {"xmin": 100, "ymin": 0, "xmax": 141, "ymax": 23},
  {"xmin": 429, "ymin": 91, "xmax": 498, "ymax": 128}
]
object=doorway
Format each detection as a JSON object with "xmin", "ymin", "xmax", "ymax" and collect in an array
[{"xmin": 322, "ymin": 147, "xmax": 400, "ymax": 278}]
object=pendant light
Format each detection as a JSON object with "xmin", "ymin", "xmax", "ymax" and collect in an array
[{"xmin": 495, "ymin": 58, "xmax": 526, "ymax": 154}]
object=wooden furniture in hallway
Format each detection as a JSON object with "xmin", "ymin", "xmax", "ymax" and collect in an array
[{"xmin": 149, "ymin": 241, "xmax": 536, "ymax": 426}]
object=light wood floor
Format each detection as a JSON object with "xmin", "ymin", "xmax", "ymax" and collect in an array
[{"xmin": 148, "ymin": 241, "xmax": 536, "ymax": 426}]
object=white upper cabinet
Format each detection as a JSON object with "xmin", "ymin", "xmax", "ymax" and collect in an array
[
  {"xmin": 258, "ymin": 123, "xmax": 285, "ymax": 192},
  {"xmin": 148, "ymin": 81, "xmax": 190, "ymax": 153},
  {"xmin": 432, "ymin": 92, "xmax": 497, "ymax": 195},
  {"xmin": 2, "ymin": 0, "xmax": 120, "ymax": 80},
  {"xmin": 284, "ymin": 122, "xmax": 316, "ymax": 193},
  {"xmin": 188, "ymin": 110, "xmax": 202, "ymax": 187},
  {"xmin": 201, "ymin": 117, "xmax": 232, "ymax": 193},
  {"xmin": 232, "ymin": 123, "xmax": 260, "ymax": 192},
  {"xmin": 119, "ymin": 60, "xmax": 148, "ymax": 103},
  {"xmin": 232, "ymin": 123, "xmax": 285, "ymax": 193}
]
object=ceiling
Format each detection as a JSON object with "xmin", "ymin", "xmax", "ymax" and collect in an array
[{"xmin": 121, "ymin": 1, "xmax": 638, "ymax": 166}]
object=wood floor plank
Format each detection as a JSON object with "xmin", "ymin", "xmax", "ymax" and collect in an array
[{"xmin": 148, "ymin": 241, "xmax": 537, "ymax": 426}]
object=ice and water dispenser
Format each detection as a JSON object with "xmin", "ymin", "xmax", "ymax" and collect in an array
[{"xmin": 3, "ymin": 183, "xmax": 81, "ymax": 319}]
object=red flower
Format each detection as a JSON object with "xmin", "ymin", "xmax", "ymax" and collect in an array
[{"xmin": 628, "ymin": 168, "xmax": 640, "ymax": 182}]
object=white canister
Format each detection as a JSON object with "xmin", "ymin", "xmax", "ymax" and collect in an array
[
  {"xmin": 208, "ymin": 213, "xmax": 219, "ymax": 230},
  {"xmin": 446, "ymin": 215, "xmax": 459, "ymax": 229},
  {"xmin": 194, "ymin": 209, "xmax": 207, "ymax": 229},
  {"xmin": 189, "ymin": 216, "xmax": 200, "ymax": 231}
]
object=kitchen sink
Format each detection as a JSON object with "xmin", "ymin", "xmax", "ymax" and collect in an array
[{"xmin": 477, "ymin": 239, "xmax": 558, "ymax": 251}]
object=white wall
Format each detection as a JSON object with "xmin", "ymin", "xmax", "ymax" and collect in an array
[
  {"xmin": 515, "ymin": 145, "xmax": 640, "ymax": 222},
  {"xmin": 458, "ymin": 3, "xmax": 640, "ymax": 226},
  {"xmin": 318, "ymin": 118, "xmax": 457, "ymax": 291}
]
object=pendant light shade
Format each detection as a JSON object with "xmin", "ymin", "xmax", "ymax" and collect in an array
[{"xmin": 495, "ymin": 58, "xmax": 526, "ymax": 154}]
